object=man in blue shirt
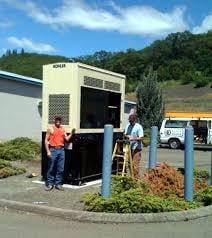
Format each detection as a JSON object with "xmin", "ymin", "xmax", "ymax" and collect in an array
[{"xmin": 124, "ymin": 114, "xmax": 144, "ymax": 179}]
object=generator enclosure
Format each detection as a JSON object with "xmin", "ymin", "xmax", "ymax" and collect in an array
[{"xmin": 42, "ymin": 62, "xmax": 125, "ymax": 184}]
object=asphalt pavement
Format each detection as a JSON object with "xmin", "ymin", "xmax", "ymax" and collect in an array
[
  {"xmin": 146, "ymin": 147, "xmax": 212, "ymax": 173},
  {"xmin": 0, "ymin": 208, "xmax": 212, "ymax": 238},
  {"xmin": 0, "ymin": 148, "xmax": 212, "ymax": 237}
]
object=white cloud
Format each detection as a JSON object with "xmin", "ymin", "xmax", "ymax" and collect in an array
[
  {"xmin": 0, "ymin": 20, "xmax": 13, "ymax": 28},
  {"xmin": 1, "ymin": 0, "xmax": 189, "ymax": 37},
  {"xmin": 7, "ymin": 36, "xmax": 56, "ymax": 53},
  {"xmin": 192, "ymin": 14, "xmax": 212, "ymax": 34}
]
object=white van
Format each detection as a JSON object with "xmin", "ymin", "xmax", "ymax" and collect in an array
[{"xmin": 160, "ymin": 113, "xmax": 212, "ymax": 149}]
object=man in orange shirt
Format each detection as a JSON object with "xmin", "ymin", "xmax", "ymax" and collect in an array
[{"xmin": 45, "ymin": 116, "xmax": 74, "ymax": 191}]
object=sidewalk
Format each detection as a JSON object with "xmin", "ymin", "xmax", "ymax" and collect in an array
[
  {"xmin": 0, "ymin": 172, "xmax": 99, "ymax": 211},
  {"xmin": 0, "ymin": 148, "xmax": 149, "ymax": 210}
]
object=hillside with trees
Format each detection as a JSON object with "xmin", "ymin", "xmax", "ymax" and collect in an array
[
  {"xmin": 0, "ymin": 49, "xmax": 68, "ymax": 79},
  {"xmin": 75, "ymin": 31, "xmax": 212, "ymax": 91},
  {"xmin": 0, "ymin": 31, "xmax": 211, "ymax": 92}
]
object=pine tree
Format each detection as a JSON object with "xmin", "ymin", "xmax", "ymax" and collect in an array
[
  {"xmin": 21, "ymin": 48, "xmax": 25, "ymax": 55},
  {"xmin": 5, "ymin": 49, "xmax": 11, "ymax": 56},
  {"xmin": 136, "ymin": 67, "xmax": 164, "ymax": 129},
  {"xmin": 12, "ymin": 49, "xmax": 17, "ymax": 55}
]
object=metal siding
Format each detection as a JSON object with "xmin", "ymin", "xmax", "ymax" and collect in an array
[{"xmin": 0, "ymin": 78, "xmax": 42, "ymax": 141}]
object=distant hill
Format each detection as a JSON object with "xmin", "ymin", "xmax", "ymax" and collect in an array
[
  {"xmin": 126, "ymin": 83, "xmax": 212, "ymax": 112},
  {"xmin": 0, "ymin": 31, "xmax": 211, "ymax": 92},
  {"xmin": 0, "ymin": 51, "xmax": 69, "ymax": 79}
]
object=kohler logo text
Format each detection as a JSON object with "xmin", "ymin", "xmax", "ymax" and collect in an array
[{"xmin": 53, "ymin": 64, "xmax": 66, "ymax": 68}]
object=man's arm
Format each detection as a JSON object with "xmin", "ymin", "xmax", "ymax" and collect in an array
[
  {"xmin": 45, "ymin": 129, "xmax": 51, "ymax": 158},
  {"xmin": 65, "ymin": 128, "xmax": 76, "ymax": 142}
]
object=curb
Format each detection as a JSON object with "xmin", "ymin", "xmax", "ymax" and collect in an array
[{"xmin": 0, "ymin": 199, "xmax": 212, "ymax": 223}]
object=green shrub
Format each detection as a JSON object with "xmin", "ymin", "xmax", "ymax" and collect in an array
[
  {"xmin": 83, "ymin": 175, "xmax": 201, "ymax": 213},
  {"xmin": 162, "ymin": 198, "xmax": 201, "ymax": 211},
  {"xmin": 143, "ymin": 128, "xmax": 161, "ymax": 147},
  {"xmin": 118, "ymin": 190, "xmax": 167, "ymax": 213},
  {"xmin": 194, "ymin": 186, "xmax": 212, "ymax": 206},
  {"xmin": 83, "ymin": 189, "xmax": 201, "ymax": 213},
  {"xmin": 178, "ymin": 168, "xmax": 209, "ymax": 180},
  {"xmin": 111, "ymin": 176, "xmax": 139, "ymax": 195},
  {"xmin": 180, "ymin": 71, "xmax": 194, "ymax": 85},
  {"xmin": 194, "ymin": 78, "xmax": 208, "ymax": 88},
  {"xmin": 193, "ymin": 169, "xmax": 210, "ymax": 180},
  {"xmin": 143, "ymin": 129, "xmax": 151, "ymax": 146},
  {"xmin": 83, "ymin": 193, "xmax": 120, "ymax": 213},
  {"xmin": 0, "ymin": 159, "xmax": 11, "ymax": 169},
  {"xmin": 8, "ymin": 137, "xmax": 40, "ymax": 154},
  {"xmin": 0, "ymin": 137, "xmax": 40, "ymax": 161},
  {"xmin": 193, "ymin": 72, "xmax": 208, "ymax": 88},
  {"xmin": 111, "ymin": 176, "xmax": 149, "ymax": 195},
  {"xmin": 0, "ymin": 159, "xmax": 26, "ymax": 178}
]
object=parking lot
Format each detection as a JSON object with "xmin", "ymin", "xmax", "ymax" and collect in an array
[
  {"xmin": 142, "ymin": 147, "xmax": 212, "ymax": 174},
  {"xmin": 0, "ymin": 147, "xmax": 212, "ymax": 238}
]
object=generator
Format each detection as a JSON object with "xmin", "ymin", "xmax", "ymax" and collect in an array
[{"xmin": 42, "ymin": 62, "xmax": 125, "ymax": 184}]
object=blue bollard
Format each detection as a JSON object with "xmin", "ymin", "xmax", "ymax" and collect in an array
[
  {"xmin": 184, "ymin": 127, "xmax": 194, "ymax": 202},
  {"xmin": 149, "ymin": 126, "xmax": 158, "ymax": 169},
  {"xmin": 101, "ymin": 124, "xmax": 113, "ymax": 198}
]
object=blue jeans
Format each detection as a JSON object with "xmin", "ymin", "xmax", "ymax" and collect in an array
[{"xmin": 46, "ymin": 148, "xmax": 65, "ymax": 186}]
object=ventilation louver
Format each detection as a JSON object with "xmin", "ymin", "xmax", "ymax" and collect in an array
[
  {"xmin": 48, "ymin": 94, "xmax": 70, "ymax": 125},
  {"xmin": 84, "ymin": 76, "xmax": 103, "ymax": 88},
  {"xmin": 104, "ymin": 81, "xmax": 121, "ymax": 92}
]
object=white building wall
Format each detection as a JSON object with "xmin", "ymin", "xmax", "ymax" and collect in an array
[{"xmin": 0, "ymin": 77, "xmax": 42, "ymax": 141}]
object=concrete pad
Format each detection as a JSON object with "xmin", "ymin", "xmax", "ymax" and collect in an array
[{"xmin": 32, "ymin": 179, "xmax": 101, "ymax": 189}]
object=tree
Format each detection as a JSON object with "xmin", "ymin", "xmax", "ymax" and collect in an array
[
  {"xmin": 193, "ymin": 71, "xmax": 208, "ymax": 88},
  {"xmin": 180, "ymin": 71, "xmax": 194, "ymax": 85},
  {"xmin": 21, "ymin": 48, "xmax": 25, "ymax": 55},
  {"xmin": 5, "ymin": 49, "xmax": 11, "ymax": 56},
  {"xmin": 12, "ymin": 49, "xmax": 17, "ymax": 55},
  {"xmin": 136, "ymin": 68, "xmax": 164, "ymax": 129}
]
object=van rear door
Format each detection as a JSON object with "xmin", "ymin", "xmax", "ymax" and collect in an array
[
  {"xmin": 207, "ymin": 120, "xmax": 212, "ymax": 144},
  {"xmin": 189, "ymin": 120, "xmax": 208, "ymax": 144}
]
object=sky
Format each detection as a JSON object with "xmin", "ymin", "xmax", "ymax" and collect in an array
[{"xmin": 0, "ymin": 0, "xmax": 211, "ymax": 57}]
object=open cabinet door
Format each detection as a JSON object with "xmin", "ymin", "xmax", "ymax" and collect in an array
[{"xmin": 207, "ymin": 120, "xmax": 212, "ymax": 144}]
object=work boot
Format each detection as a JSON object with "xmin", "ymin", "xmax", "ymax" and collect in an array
[
  {"xmin": 45, "ymin": 185, "xmax": 53, "ymax": 191},
  {"xmin": 55, "ymin": 185, "xmax": 64, "ymax": 191}
]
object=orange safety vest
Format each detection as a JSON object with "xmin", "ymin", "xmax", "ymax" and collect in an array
[{"xmin": 49, "ymin": 126, "xmax": 65, "ymax": 147}]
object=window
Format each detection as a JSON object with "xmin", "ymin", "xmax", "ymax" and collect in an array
[
  {"xmin": 124, "ymin": 102, "xmax": 136, "ymax": 114},
  {"xmin": 190, "ymin": 120, "xmax": 208, "ymax": 134},
  {"xmin": 190, "ymin": 120, "xmax": 207, "ymax": 128},
  {"xmin": 165, "ymin": 120, "xmax": 188, "ymax": 128},
  {"xmin": 80, "ymin": 87, "xmax": 121, "ymax": 129}
]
